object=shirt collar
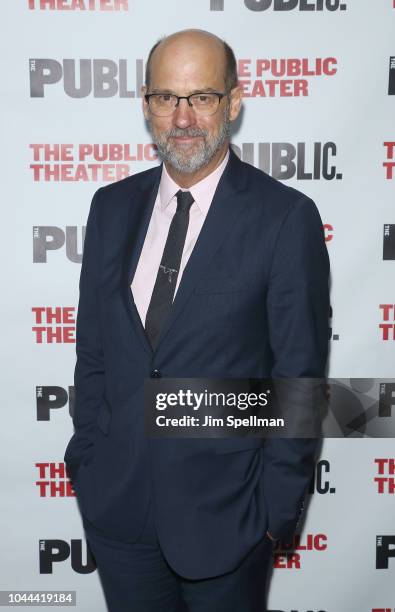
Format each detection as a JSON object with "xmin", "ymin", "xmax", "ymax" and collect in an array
[{"xmin": 159, "ymin": 149, "xmax": 230, "ymax": 214}]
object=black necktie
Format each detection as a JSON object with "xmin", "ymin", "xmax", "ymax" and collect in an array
[{"xmin": 145, "ymin": 190, "xmax": 195, "ymax": 350}]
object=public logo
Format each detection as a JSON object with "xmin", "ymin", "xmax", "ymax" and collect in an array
[
  {"xmin": 210, "ymin": 0, "xmax": 346, "ymax": 11},
  {"xmin": 324, "ymin": 379, "xmax": 395, "ymax": 438},
  {"xmin": 33, "ymin": 226, "xmax": 85, "ymax": 263},
  {"xmin": 231, "ymin": 142, "xmax": 342, "ymax": 180},
  {"xmin": 35, "ymin": 462, "xmax": 75, "ymax": 497},
  {"xmin": 379, "ymin": 305, "xmax": 395, "ymax": 341},
  {"xmin": 389, "ymin": 57, "xmax": 395, "ymax": 95},
  {"xmin": 29, "ymin": 58, "xmax": 143, "ymax": 98},
  {"xmin": 374, "ymin": 458, "xmax": 395, "ymax": 494},
  {"xmin": 383, "ymin": 225, "xmax": 395, "ymax": 260},
  {"xmin": 308, "ymin": 459, "xmax": 336, "ymax": 494},
  {"xmin": 273, "ymin": 533, "xmax": 327, "ymax": 569},
  {"xmin": 28, "ymin": 0, "xmax": 129, "ymax": 11},
  {"xmin": 378, "ymin": 383, "xmax": 395, "ymax": 417},
  {"xmin": 383, "ymin": 142, "xmax": 395, "ymax": 179},
  {"xmin": 32, "ymin": 306, "xmax": 76, "ymax": 343},
  {"xmin": 237, "ymin": 57, "xmax": 337, "ymax": 97},
  {"xmin": 29, "ymin": 143, "xmax": 158, "ymax": 182},
  {"xmin": 36, "ymin": 385, "xmax": 74, "ymax": 420},
  {"xmin": 39, "ymin": 539, "xmax": 96, "ymax": 574},
  {"xmin": 376, "ymin": 536, "xmax": 395, "ymax": 569},
  {"xmin": 323, "ymin": 224, "xmax": 334, "ymax": 242}
]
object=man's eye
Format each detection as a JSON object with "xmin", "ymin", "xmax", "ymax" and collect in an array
[
  {"xmin": 196, "ymin": 95, "xmax": 209, "ymax": 102},
  {"xmin": 158, "ymin": 94, "xmax": 172, "ymax": 102}
]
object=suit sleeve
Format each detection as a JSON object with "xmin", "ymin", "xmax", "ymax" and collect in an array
[
  {"xmin": 64, "ymin": 188, "xmax": 105, "ymax": 479},
  {"xmin": 263, "ymin": 195, "xmax": 330, "ymax": 541}
]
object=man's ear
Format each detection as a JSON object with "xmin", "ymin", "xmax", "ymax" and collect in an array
[
  {"xmin": 228, "ymin": 85, "xmax": 242, "ymax": 121},
  {"xmin": 141, "ymin": 85, "xmax": 149, "ymax": 120}
]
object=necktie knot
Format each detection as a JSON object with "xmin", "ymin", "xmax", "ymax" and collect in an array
[{"xmin": 176, "ymin": 190, "xmax": 194, "ymax": 213}]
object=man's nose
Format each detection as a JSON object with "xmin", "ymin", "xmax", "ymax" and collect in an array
[{"xmin": 172, "ymin": 98, "xmax": 196, "ymax": 128}]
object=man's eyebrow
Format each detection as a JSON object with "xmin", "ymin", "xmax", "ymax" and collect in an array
[
  {"xmin": 148, "ymin": 87, "xmax": 221, "ymax": 95},
  {"xmin": 188, "ymin": 88, "xmax": 220, "ymax": 94},
  {"xmin": 149, "ymin": 88, "xmax": 174, "ymax": 94}
]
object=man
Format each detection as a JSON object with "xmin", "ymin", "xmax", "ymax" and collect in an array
[{"xmin": 64, "ymin": 29, "xmax": 329, "ymax": 612}]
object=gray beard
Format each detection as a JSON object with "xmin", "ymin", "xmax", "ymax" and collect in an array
[{"xmin": 149, "ymin": 111, "xmax": 231, "ymax": 174}]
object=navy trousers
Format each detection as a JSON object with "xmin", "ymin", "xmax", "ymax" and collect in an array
[{"xmin": 83, "ymin": 501, "xmax": 273, "ymax": 612}]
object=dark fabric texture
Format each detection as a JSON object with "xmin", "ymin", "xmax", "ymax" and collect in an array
[{"xmin": 64, "ymin": 148, "xmax": 330, "ymax": 580}]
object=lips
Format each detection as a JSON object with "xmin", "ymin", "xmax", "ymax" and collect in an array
[{"xmin": 171, "ymin": 136, "xmax": 202, "ymax": 144}]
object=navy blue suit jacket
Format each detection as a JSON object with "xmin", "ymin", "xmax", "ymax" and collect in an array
[{"xmin": 64, "ymin": 148, "xmax": 330, "ymax": 579}]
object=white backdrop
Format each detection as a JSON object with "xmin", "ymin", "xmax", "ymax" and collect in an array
[{"xmin": 1, "ymin": 1, "xmax": 394, "ymax": 611}]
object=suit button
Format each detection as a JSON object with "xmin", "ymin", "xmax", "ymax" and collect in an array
[{"xmin": 150, "ymin": 369, "xmax": 162, "ymax": 378}]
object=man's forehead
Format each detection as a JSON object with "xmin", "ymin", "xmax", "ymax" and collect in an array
[
  {"xmin": 149, "ymin": 50, "xmax": 226, "ymax": 91},
  {"xmin": 148, "ymin": 80, "xmax": 225, "ymax": 95}
]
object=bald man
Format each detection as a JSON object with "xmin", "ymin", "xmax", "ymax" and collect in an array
[{"xmin": 65, "ymin": 29, "xmax": 329, "ymax": 612}]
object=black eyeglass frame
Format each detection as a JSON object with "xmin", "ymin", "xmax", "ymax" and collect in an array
[{"xmin": 144, "ymin": 91, "xmax": 228, "ymax": 114}]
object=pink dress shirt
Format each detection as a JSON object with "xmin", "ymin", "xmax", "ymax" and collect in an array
[{"xmin": 131, "ymin": 150, "xmax": 230, "ymax": 326}]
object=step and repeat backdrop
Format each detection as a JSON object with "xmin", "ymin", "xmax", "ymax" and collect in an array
[{"xmin": 1, "ymin": 1, "xmax": 394, "ymax": 611}]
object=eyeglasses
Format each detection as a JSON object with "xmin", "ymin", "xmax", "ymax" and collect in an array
[{"xmin": 144, "ymin": 92, "xmax": 227, "ymax": 117}]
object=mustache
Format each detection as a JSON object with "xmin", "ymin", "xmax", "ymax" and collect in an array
[{"xmin": 164, "ymin": 127, "xmax": 208, "ymax": 138}]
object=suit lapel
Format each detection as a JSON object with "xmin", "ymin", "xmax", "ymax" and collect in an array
[{"xmin": 121, "ymin": 166, "xmax": 162, "ymax": 357}]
